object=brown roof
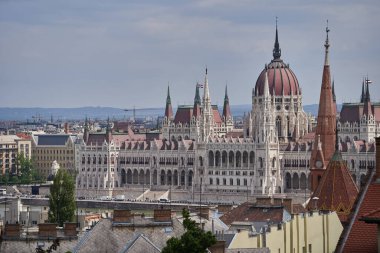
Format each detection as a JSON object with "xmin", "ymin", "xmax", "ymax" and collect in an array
[
  {"xmin": 341, "ymin": 178, "xmax": 380, "ymax": 252},
  {"xmin": 308, "ymin": 151, "xmax": 359, "ymax": 223},
  {"xmin": 220, "ymin": 202, "xmax": 285, "ymax": 226},
  {"xmin": 173, "ymin": 106, "xmax": 193, "ymax": 124}
]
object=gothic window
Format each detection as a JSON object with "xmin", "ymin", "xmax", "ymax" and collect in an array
[
  {"xmin": 98, "ymin": 155, "xmax": 102, "ymax": 164},
  {"xmin": 208, "ymin": 151, "xmax": 214, "ymax": 167},
  {"xmin": 243, "ymin": 151, "xmax": 248, "ymax": 167},
  {"xmin": 249, "ymin": 151, "xmax": 255, "ymax": 166},
  {"xmin": 104, "ymin": 155, "xmax": 107, "ymax": 164},
  {"xmin": 82, "ymin": 155, "xmax": 85, "ymax": 164},
  {"xmin": 209, "ymin": 178, "xmax": 213, "ymax": 185},
  {"xmin": 351, "ymin": 159, "xmax": 355, "ymax": 169},
  {"xmin": 229, "ymin": 151, "xmax": 234, "ymax": 167},
  {"xmin": 237, "ymin": 179, "xmax": 240, "ymax": 186},
  {"xmin": 230, "ymin": 178, "xmax": 233, "ymax": 185},
  {"xmin": 236, "ymin": 151, "xmax": 241, "ymax": 167},
  {"xmin": 215, "ymin": 151, "xmax": 221, "ymax": 167},
  {"xmin": 93, "ymin": 155, "xmax": 96, "ymax": 164},
  {"xmin": 276, "ymin": 116, "xmax": 282, "ymax": 137},
  {"xmin": 87, "ymin": 155, "xmax": 91, "ymax": 164},
  {"xmin": 287, "ymin": 116, "xmax": 291, "ymax": 137},
  {"xmin": 223, "ymin": 178, "xmax": 227, "ymax": 185},
  {"xmin": 259, "ymin": 157, "xmax": 263, "ymax": 168},
  {"xmin": 272, "ymin": 157, "xmax": 276, "ymax": 168},
  {"xmin": 216, "ymin": 178, "xmax": 220, "ymax": 185},
  {"xmin": 199, "ymin": 156, "xmax": 203, "ymax": 167}
]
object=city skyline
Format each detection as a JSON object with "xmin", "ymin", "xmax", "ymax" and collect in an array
[{"xmin": 0, "ymin": 0, "xmax": 379, "ymax": 108}]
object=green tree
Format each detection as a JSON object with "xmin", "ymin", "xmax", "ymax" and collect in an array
[
  {"xmin": 161, "ymin": 208, "xmax": 217, "ymax": 253},
  {"xmin": 48, "ymin": 169, "xmax": 76, "ymax": 226}
]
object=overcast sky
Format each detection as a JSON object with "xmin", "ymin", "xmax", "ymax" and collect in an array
[{"xmin": 0, "ymin": 0, "xmax": 379, "ymax": 108}]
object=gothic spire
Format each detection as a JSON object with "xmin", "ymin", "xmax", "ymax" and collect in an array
[
  {"xmin": 360, "ymin": 78, "xmax": 365, "ymax": 103},
  {"xmin": 223, "ymin": 85, "xmax": 231, "ymax": 121},
  {"xmin": 165, "ymin": 85, "xmax": 173, "ymax": 119},
  {"xmin": 193, "ymin": 83, "xmax": 201, "ymax": 118},
  {"xmin": 365, "ymin": 78, "xmax": 371, "ymax": 102},
  {"xmin": 194, "ymin": 84, "xmax": 201, "ymax": 106},
  {"xmin": 106, "ymin": 117, "xmax": 112, "ymax": 143},
  {"xmin": 273, "ymin": 17, "xmax": 281, "ymax": 60},
  {"xmin": 324, "ymin": 20, "xmax": 330, "ymax": 66},
  {"xmin": 166, "ymin": 85, "xmax": 171, "ymax": 105}
]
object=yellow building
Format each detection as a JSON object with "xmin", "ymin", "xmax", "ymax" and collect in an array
[
  {"xmin": 228, "ymin": 211, "xmax": 343, "ymax": 253},
  {"xmin": 31, "ymin": 134, "xmax": 77, "ymax": 177},
  {"xmin": 0, "ymin": 135, "xmax": 32, "ymax": 175}
]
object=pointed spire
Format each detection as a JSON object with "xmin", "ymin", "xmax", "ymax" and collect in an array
[
  {"xmin": 273, "ymin": 17, "xmax": 281, "ymax": 60},
  {"xmin": 263, "ymin": 69, "xmax": 270, "ymax": 97},
  {"xmin": 165, "ymin": 85, "xmax": 173, "ymax": 120},
  {"xmin": 193, "ymin": 83, "xmax": 201, "ymax": 118},
  {"xmin": 365, "ymin": 77, "xmax": 371, "ymax": 102},
  {"xmin": 324, "ymin": 20, "xmax": 330, "ymax": 66},
  {"xmin": 360, "ymin": 78, "xmax": 366, "ymax": 103},
  {"xmin": 194, "ymin": 84, "xmax": 201, "ymax": 105},
  {"xmin": 166, "ymin": 85, "xmax": 171, "ymax": 105},
  {"xmin": 203, "ymin": 67, "xmax": 210, "ymax": 102},
  {"xmin": 223, "ymin": 85, "xmax": 231, "ymax": 121},
  {"xmin": 332, "ymin": 79, "xmax": 336, "ymax": 103}
]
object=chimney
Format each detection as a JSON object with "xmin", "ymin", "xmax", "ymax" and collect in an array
[
  {"xmin": 154, "ymin": 209, "xmax": 172, "ymax": 222},
  {"xmin": 113, "ymin": 210, "xmax": 132, "ymax": 223},
  {"xmin": 376, "ymin": 137, "xmax": 380, "ymax": 182},
  {"xmin": 282, "ymin": 198, "xmax": 293, "ymax": 214},
  {"xmin": 64, "ymin": 222, "xmax": 77, "ymax": 236},
  {"xmin": 38, "ymin": 223, "xmax": 57, "ymax": 238},
  {"xmin": 256, "ymin": 197, "xmax": 272, "ymax": 206},
  {"xmin": 64, "ymin": 122, "xmax": 69, "ymax": 134},
  {"xmin": 4, "ymin": 224, "xmax": 21, "ymax": 239},
  {"xmin": 199, "ymin": 206, "xmax": 211, "ymax": 220}
]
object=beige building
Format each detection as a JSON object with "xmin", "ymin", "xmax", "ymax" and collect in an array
[
  {"xmin": 228, "ymin": 211, "xmax": 343, "ymax": 253},
  {"xmin": 0, "ymin": 135, "xmax": 32, "ymax": 175},
  {"xmin": 32, "ymin": 134, "xmax": 77, "ymax": 177}
]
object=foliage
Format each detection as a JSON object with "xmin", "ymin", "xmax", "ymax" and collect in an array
[
  {"xmin": 161, "ymin": 208, "xmax": 217, "ymax": 253},
  {"xmin": 0, "ymin": 153, "xmax": 43, "ymax": 185},
  {"xmin": 48, "ymin": 169, "xmax": 76, "ymax": 226}
]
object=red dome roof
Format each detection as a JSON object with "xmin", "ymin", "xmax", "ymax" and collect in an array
[
  {"xmin": 255, "ymin": 60, "xmax": 300, "ymax": 96},
  {"xmin": 254, "ymin": 25, "xmax": 301, "ymax": 96}
]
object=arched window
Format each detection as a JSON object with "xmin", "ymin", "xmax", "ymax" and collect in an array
[
  {"xmin": 272, "ymin": 157, "xmax": 276, "ymax": 168},
  {"xmin": 208, "ymin": 151, "xmax": 214, "ymax": 167},
  {"xmin": 276, "ymin": 116, "xmax": 282, "ymax": 137}
]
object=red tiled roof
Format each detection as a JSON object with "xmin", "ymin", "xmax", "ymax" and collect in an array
[
  {"xmin": 212, "ymin": 105, "xmax": 222, "ymax": 124},
  {"xmin": 174, "ymin": 107, "xmax": 193, "ymax": 124},
  {"xmin": 220, "ymin": 202, "xmax": 285, "ymax": 226},
  {"xmin": 342, "ymin": 181, "xmax": 380, "ymax": 252},
  {"xmin": 16, "ymin": 133, "xmax": 31, "ymax": 140},
  {"xmin": 308, "ymin": 151, "xmax": 359, "ymax": 223}
]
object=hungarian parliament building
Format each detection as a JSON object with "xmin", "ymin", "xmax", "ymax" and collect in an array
[{"xmin": 75, "ymin": 26, "xmax": 379, "ymax": 197}]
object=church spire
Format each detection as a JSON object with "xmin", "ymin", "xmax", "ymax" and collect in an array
[
  {"xmin": 223, "ymin": 85, "xmax": 231, "ymax": 121},
  {"xmin": 193, "ymin": 83, "xmax": 201, "ymax": 118},
  {"xmin": 310, "ymin": 24, "xmax": 336, "ymax": 192},
  {"xmin": 360, "ymin": 78, "xmax": 365, "ymax": 102},
  {"xmin": 324, "ymin": 20, "xmax": 330, "ymax": 66},
  {"xmin": 273, "ymin": 17, "xmax": 281, "ymax": 60},
  {"xmin": 165, "ymin": 85, "xmax": 173, "ymax": 120}
]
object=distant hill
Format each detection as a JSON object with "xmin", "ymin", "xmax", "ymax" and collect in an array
[{"xmin": 0, "ymin": 104, "xmax": 338, "ymax": 121}]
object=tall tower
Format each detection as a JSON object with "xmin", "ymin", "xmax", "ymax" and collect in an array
[
  {"xmin": 193, "ymin": 84, "xmax": 201, "ymax": 119},
  {"xmin": 164, "ymin": 86, "xmax": 173, "ymax": 120},
  {"xmin": 310, "ymin": 23, "xmax": 336, "ymax": 191},
  {"xmin": 201, "ymin": 68, "xmax": 214, "ymax": 142}
]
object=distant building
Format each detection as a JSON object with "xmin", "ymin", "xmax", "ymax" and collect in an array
[
  {"xmin": 0, "ymin": 134, "xmax": 31, "ymax": 175},
  {"xmin": 75, "ymin": 25, "xmax": 377, "ymax": 202},
  {"xmin": 31, "ymin": 134, "xmax": 77, "ymax": 177}
]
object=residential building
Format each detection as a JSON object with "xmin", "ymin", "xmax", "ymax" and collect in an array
[
  {"xmin": 31, "ymin": 134, "xmax": 77, "ymax": 177},
  {"xmin": 0, "ymin": 135, "xmax": 31, "ymax": 175}
]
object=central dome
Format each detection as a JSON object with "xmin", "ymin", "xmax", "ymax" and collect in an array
[{"xmin": 255, "ymin": 27, "xmax": 301, "ymax": 96}]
